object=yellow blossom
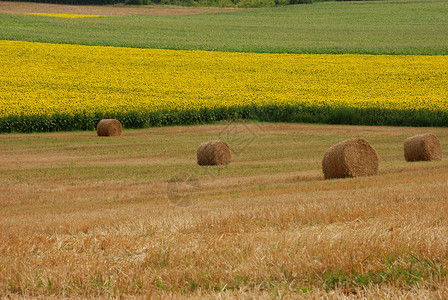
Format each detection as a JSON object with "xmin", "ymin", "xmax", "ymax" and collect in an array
[{"xmin": 1, "ymin": 40, "xmax": 447, "ymax": 119}]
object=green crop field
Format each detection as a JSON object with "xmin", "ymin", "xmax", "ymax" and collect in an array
[{"xmin": 1, "ymin": 0, "xmax": 448, "ymax": 55}]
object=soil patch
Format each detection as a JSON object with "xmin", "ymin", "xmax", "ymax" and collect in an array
[{"xmin": 0, "ymin": 1, "xmax": 240, "ymax": 16}]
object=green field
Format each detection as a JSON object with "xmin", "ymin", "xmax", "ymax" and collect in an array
[{"xmin": 1, "ymin": 0, "xmax": 448, "ymax": 54}]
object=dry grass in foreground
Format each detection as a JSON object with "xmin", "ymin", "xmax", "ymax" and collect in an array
[{"xmin": 1, "ymin": 122, "xmax": 448, "ymax": 298}]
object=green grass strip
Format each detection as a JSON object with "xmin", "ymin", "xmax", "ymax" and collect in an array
[{"xmin": 1, "ymin": 105, "xmax": 447, "ymax": 133}]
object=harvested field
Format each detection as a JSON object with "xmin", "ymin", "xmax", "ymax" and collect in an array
[
  {"xmin": 1, "ymin": 122, "xmax": 448, "ymax": 297},
  {"xmin": 0, "ymin": 1, "xmax": 238, "ymax": 16}
]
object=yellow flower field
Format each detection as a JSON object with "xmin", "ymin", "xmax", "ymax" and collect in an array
[{"xmin": 0, "ymin": 40, "xmax": 447, "ymax": 123}]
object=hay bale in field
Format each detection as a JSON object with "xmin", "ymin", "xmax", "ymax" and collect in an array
[
  {"xmin": 197, "ymin": 140, "xmax": 231, "ymax": 166},
  {"xmin": 322, "ymin": 138, "xmax": 379, "ymax": 179},
  {"xmin": 96, "ymin": 119, "xmax": 122, "ymax": 137},
  {"xmin": 404, "ymin": 133, "xmax": 442, "ymax": 162}
]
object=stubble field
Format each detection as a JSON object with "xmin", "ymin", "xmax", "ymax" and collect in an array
[{"xmin": 2, "ymin": 123, "xmax": 448, "ymax": 297}]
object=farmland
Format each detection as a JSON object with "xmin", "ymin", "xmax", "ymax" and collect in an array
[
  {"xmin": 1, "ymin": 0, "xmax": 448, "ymax": 297},
  {"xmin": 1, "ymin": 0, "xmax": 448, "ymax": 133},
  {"xmin": 1, "ymin": 0, "xmax": 448, "ymax": 55},
  {"xmin": 2, "ymin": 123, "xmax": 448, "ymax": 297},
  {"xmin": 1, "ymin": 40, "xmax": 448, "ymax": 132}
]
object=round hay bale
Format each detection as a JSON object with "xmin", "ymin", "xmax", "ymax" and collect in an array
[
  {"xmin": 322, "ymin": 137, "xmax": 379, "ymax": 180},
  {"xmin": 96, "ymin": 119, "xmax": 122, "ymax": 137},
  {"xmin": 197, "ymin": 140, "xmax": 231, "ymax": 166},
  {"xmin": 404, "ymin": 133, "xmax": 442, "ymax": 162}
]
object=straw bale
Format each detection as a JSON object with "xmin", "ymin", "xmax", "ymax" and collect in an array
[
  {"xmin": 322, "ymin": 138, "xmax": 379, "ymax": 179},
  {"xmin": 97, "ymin": 119, "xmax": 122, "ymax": 137},
  {"xmin": 404, "ymin": 133, "xmax": 442, "ymax": 162},
  {"xmin": 197, "ymin": 140, "xmax": 231, "ymax": 166}
]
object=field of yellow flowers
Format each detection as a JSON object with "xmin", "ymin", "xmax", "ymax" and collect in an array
[{"xmin": 1, "ymin": 40, "xmax": 447, "ymax": 132}]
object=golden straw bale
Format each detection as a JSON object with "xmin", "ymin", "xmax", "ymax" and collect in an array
[
  {"xmin": 404, "ymin": 133, "xmax": 442, "ymax": 162},
  {"xmin": 322, "ymin": 138, "xmax": 379, "ymax": 179},
  {"xmin": 197, "ymin": 140, "xmax": 231, "ymax": 166},
  {"xmin": 96, "ymin": 119, "xmax": 122, "ymax": 137}
]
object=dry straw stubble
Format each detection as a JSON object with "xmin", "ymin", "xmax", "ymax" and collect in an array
[
  {"xmin": 96, "ymin": 119, "xmax": 123, "ymax": 137},
  {"xmin": 322, "ymin": 137, "xmax": 379, "ymax": 179},
  {"xmin": 404, "ymin": 133, "xmax": 442, "ymax": 162},
  {"xmin": 197, "ymin": 140, "xmax": 231, "ymax": 166}
]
